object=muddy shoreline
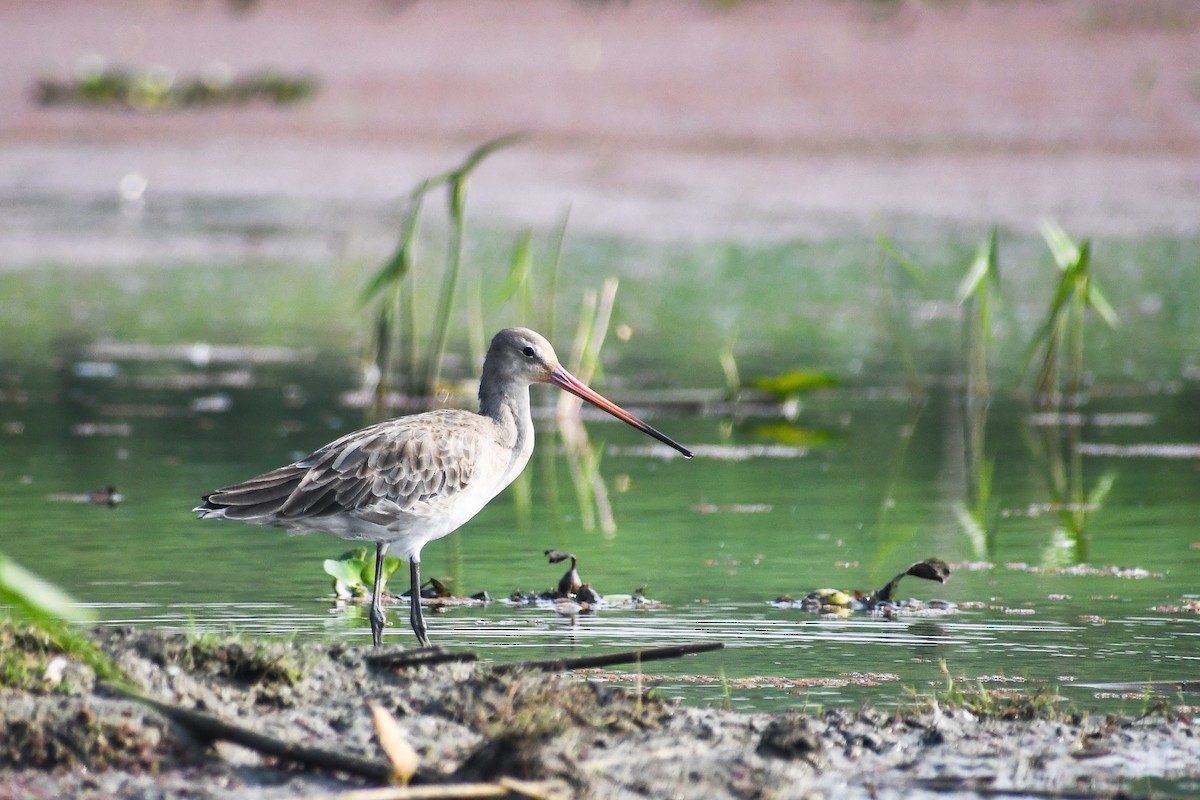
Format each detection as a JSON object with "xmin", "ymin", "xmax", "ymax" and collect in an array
[{"xmin": 2, "ymin": 627, "xmax": 1197, "ymax": 799}]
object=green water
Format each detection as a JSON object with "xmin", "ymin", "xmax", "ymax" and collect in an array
[
  {"xmin": 1, "ymin": 337, "xmax": 1197, "ymax": 714},
  {"xmin": 1, "ymin": 230, "xmax": 1199, "ymax": 714}
]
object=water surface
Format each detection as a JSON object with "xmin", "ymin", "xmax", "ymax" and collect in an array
[{"xmin": 2, "ymin": 351, "xmax": 1195, "ymax": 714}]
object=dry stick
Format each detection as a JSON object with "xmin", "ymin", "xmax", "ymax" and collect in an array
[
  {"xmin": 490, "ymin": 641, "xmax": 724, "ymax": 674},
  {"xmin": 111, "ymin": 644, "xmax": 718, "ymax": 792},
  {"xmin": 298, "ymin": 777, "xmax": 567, "ymax": 800},
  {"xmin": 109, "ymin": 685, "xmax": 395, "ymax": 784},
  {"xmin": 297, "ymin": 784, "xmax": 509, "ymax": 800},
  {"xmin": 364, "ymin": 648, "xmax": 478, "ymax": 670},
  {"xmin": 118, "ymin": 687, "xmax": 567, "ymax": 800},
  {"xmin": 912, "ymin": 779, "xmax": 1153, "ymax": 800}
]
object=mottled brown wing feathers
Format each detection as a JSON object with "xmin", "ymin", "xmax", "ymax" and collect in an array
[{"xmin": 203, "ymin": 413, "xmax": 481, "ymax": 522}]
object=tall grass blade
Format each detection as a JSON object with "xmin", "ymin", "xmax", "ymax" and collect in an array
[
  {"xmin": 467, "ymin": 273, "xmax": 485, "ymax": 372},
  {"xmin": 359, "ymin": 182, "xmax": 430, "ymax": 306},
  {"xmin": 877, "ymin": 231, "xmax": 928, "ymax": 286},
  {"xmin": 719, "ymin": 331, "xmax": 740, "ymax": 401},
  {"xmin": 542, "ymin": 207, "xmax": 570, "ymax": 340},
  {"xmin": 0, "ymin": 551, "xmax": 91, "ymax": 624},
  {"xmin": 1040, "ymin": 219, "xmax": 1081, "ymax": 269},
  {"xmin": 556, "ymin": 280, "xmax": 620, "ymax": 535},
  {"xmin": 359, "ymin": 184, "xmax": 431, "ymax": 397},
  {"xmin": 876, "ymin": 233, "xmax": 924, "ymax": 393},
  {"xmin": 1023, "ymin": 223, "xmax": 1118, "ymax": 408},
  {"xmin": 500, "ymin": 229, "xmax": 534, "ymax": 309},
  {"xmin": 424, "ymin": 178, "xmax": 467, "ymax": 394},
  {"xmin": 422, "ymin": 135, "xmax": 523, "ymax": 394},
  {"xmin": 955, "ymin": 229, "xmax": 999, "ymax": 304},
  {"xmin": 958, "ymin": 230, "xmax": 999, "ymax": 549}
]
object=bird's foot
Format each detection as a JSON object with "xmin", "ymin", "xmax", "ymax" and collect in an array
[{"xmin": 370, "ymin": 601, "xmax": 388, "ymax": 647}]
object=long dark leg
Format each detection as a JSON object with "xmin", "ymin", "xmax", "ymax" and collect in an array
[
  {"xmin": 369, "ymin": 542, "xmax": 387, "ymax": 647},
  {"xmin": 409, "ymin": 558, "xmax": 431, "ymax": 648}
]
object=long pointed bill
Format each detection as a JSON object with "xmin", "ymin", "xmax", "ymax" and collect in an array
[{"xmin": 549, "ymin": 366, "xmax": 694, "ymax": 459}]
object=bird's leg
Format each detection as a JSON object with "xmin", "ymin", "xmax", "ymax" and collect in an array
[
  {"xmin": 369, "ymin": 542, "xmax": 387, "ymax": 647},
  {"xmin": 409, "ymin": 558, "xmax": 431, "ymax": 648}
]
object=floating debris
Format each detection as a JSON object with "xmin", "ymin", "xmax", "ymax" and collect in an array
[
  {"xmin": 1151, "ymin": 598, "xmax": 1200, "ymax": 615},
  {"xmin": 71, "ymin": 422, "xmax": 132, "ymax": 437},
  {"xmin": 84, "ymin": 342, "xmax": 314, "ymax": 365},
  {"xmin": 611, "ymin": 443, "xmax": 806, "ymax": 460},
  {"xmin": 1003, "ymin": 562, "xmax": 1161, "ymax": 579},
  {"xmin": 772, "ymin": 558, "xmax": 953, "ymax": 617},
  {"xmin": 505, "ymin": 549, "xmax": 663, "ymax": 612},
  {"xmin": 1026, "ymin": 412, "xmax": 1155, "ymax": 428},
  {"xmin": 1077, "ymin": 442, "xmax": 1200, "ymax": 459},
  {"xmin": 1089, "ymin": 413, "xmax": 1156, "ymax": 427},
  {"xmin": 123, "ymin": 371, "xmax": 254, "ymax": 391},
  {"xmin": 691, "ymin": 503, "xmax": 773, "ymax": 514},
  {"xmin": 579, "ymin": 669, "xmax": 900, "ymax": 691},
  {"xmin": 190, "ymin": 394, "xmax": 233, "ymax": 413},
  {"xmin": 46, "ymin": 486, "xmax": 124, "ymax": 507},
  {"xmin": 1001, "ymin": 501, "xmax": 1098, "ymax": 518},
  {"xmin": 73, "ymin": 361, "xmax": 119, "ymax": 379}
]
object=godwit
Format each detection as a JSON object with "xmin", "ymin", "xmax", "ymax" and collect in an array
[{"xmin": 194, "ymin": 327, "xmax": 692, "ymax": 648}]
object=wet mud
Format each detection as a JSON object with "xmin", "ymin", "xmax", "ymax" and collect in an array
[{"xmin": 2, "ymin": 626, "xmax": 1198, "ymax": 799}]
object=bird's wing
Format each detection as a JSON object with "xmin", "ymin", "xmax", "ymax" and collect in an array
[{"xmin": 198, "ymin": 414, "xmax": 481, "ymax": 522}]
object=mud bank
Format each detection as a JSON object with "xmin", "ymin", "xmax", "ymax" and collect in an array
[{"xmin": 1, "ymin": 627, "xmax": 1197, "ymax": 799}]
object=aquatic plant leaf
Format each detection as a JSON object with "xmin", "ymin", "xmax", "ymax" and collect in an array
[
  {"xmin": 876, "ymin": 232, "xmax": 928, "ymax": 285},
  {"xmin": 455, "ymin": 132, "xmax": 526, "ymax": 178},
  {"xmin": 499, "ymin": 229, "xmax": 533, "ymax": 302},
  {"xmin": 953, "ymin": 503, "xmax": 988, "ymax": 558},
  {"xmin": 744, "ymin": 421, "xmax": 837, "ymax": 447},
  {"xmin": 955, "ymin": 229, "xmax": 999, "ymax": 304},
  {"xmin": 1021, "ymin": 261, "xmax": 1079, "ymax": 376},
  {"xmin": 361, "ymin": 556, "xmax": 405, "ymax": 588},
  {"xmin": 322, "ymin": 558, "xmax": 366, "ymax": 588},
  {"xmin": 1086, "ymin": 470, "xmax": 1117, "ymax": 510},
  {"xmin": 749, "ymin": 370, "xmax": 840, "ymax": 397},
  {"xmin": 0, "ymin": 552, "xmax": 92, "ymax": 623},
  {"xmin": 358, "ymin": 182, "xmax": 430, "ymax": 305},
  {"xmin": 1086, "ymin": 282, "xmax": 1119, "ymax": 328},
  {"xmin": 1041, "ymin": 219, "xmax": 1081, "ymax": 270}
]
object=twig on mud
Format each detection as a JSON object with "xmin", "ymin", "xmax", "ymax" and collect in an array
[
  {"xmin": 912, "ymin": 778, "xmax": 1157, "ymax": 799},
  {"xmin": 364, "ymin": 647, "xmax": 478, "ymax": 670},
  {"xmin": 111, "ymin": 686, "xmax": 570, "ymax": 800},
  {"xmin": 489, "ymin": 641, "xmax": 724, "ymax": 674},
  {"xmin": 107, "ymin": 684, "xmax": 395, "ymax": 783},
  {"xmin": 292, "ymin": 776, "xmax": 568, "ymax": 799}
]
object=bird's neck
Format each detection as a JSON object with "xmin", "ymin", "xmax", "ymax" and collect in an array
[{"xmin": 479, "ymin": 379, "xmax": 535, "ymax": 461}]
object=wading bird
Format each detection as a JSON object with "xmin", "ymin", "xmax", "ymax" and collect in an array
[{"xmin": 195, "ymin": 327, "xmax": 692, "ymax": 647}]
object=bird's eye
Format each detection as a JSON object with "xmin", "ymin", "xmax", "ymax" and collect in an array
[{"xmin": 521, "ymin": 345, "xmax": 536, "ymax": 358}]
